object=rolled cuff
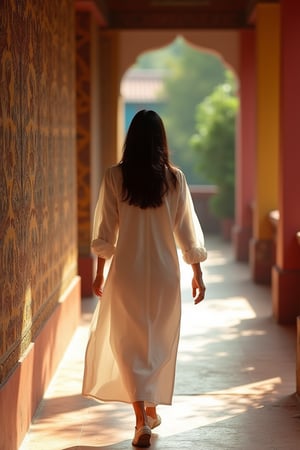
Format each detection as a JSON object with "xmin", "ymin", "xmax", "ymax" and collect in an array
[
  {"xmin": 182, "ymin": 247, "xmax": 207, "ymax": 264},
  {"xmin": 91, "ymin": 238, "xmax": 115, "ymax": 259}
]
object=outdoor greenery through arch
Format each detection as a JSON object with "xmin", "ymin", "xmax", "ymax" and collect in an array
[{"xmin": 190, "ymin": 71, "xmax": 239, "ymax": 219}]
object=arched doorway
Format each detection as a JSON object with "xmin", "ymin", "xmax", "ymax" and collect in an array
[{"xmin": 118, "ymin": 33, "xmax": 239, "ymax": 237}]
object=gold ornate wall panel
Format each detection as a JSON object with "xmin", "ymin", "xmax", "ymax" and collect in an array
[
  {"xmin": 76, "ymin": 11, "xmax": 93, "ymax": 256},
  {"xmin": 0, "ymin": 0, "xmax": 77, "ymax": 384}
]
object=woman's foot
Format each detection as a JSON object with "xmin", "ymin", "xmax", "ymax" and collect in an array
[
  {"xmin": 132, "ymin": 425, "xmax": 151, "ymax": 447},
  {"xmin": 145, "ymin": 406, "xmax": 161, "ymax": 429},
  {"xmin": 146, "ymin": 414, "xmax": 161, "ymax": 430}
]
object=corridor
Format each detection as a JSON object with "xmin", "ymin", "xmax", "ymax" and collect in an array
[{"xmin": 21, "ymin": 236, "xmax": 300, "ymax": 450}]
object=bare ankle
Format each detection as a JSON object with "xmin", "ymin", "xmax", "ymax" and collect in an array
[
  {"xmin": 133, "ymin": 401, "xmax": 148, "ymax": 429},
  {"xmin": 145, "ymin": 406, "xmax": 157, "ymax": 419}
]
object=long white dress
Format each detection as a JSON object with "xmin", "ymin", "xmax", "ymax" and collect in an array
[{"xmin": 82, "ymin": 164, "xmax": 207, "ymax": 405}]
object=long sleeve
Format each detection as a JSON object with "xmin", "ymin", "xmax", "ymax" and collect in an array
[
  {"xmin": 174, "ymin": 171, "xmax": 207, "ymax": 264},
  {"xmin": 91, "ymin": 167, "xmax": 119, "ymax": 259}
]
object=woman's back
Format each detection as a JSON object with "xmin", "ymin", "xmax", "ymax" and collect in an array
[{"xmin": 109, "ymin": 164, "xmax": 181, "ymax": 276}]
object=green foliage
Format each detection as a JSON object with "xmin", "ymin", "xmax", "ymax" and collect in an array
[
  {"xmin": 135, "ymin": 40, "xmax": 183, "ymax": 70},
  {"xmin": 135, "ymin": 37, "xmax": 226, "ymax": 183},
  {"xmin": 190, "ymin": 72, "xmax": 239, "ymax": 218}
]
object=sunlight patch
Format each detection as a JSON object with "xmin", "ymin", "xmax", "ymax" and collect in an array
[{"xmin": 158, "ymin": 377, "xmax": 282, "ymax": 437}]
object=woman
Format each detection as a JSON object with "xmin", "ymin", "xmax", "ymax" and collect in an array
[{"xmin": 82, "ymin": 110, "xmax": 207, "ymax": 448}]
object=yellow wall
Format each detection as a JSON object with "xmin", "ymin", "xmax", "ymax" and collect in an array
[{"xmin": 255, "ymin": 4, "xmax": 280, "ymax": 238}]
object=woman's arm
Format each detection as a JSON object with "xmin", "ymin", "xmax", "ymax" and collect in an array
[
  {"xmin": 92, "ymin": 257, "xmax": 106, "ymax": 297},
  {"xmin": 191, "ymin": 262, "xmax": 206, "ymax": 305}
]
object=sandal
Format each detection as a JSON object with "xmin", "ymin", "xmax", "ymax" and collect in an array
[
  {"xmin": 132, "ymin": 425, "xmax": 151, "ymax": 447},
  {"xmin": 147, "ymin": 414, "xmax": 161, "ymax": 430}
]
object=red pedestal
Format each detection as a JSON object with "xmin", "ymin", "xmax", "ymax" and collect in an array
[
  {"xmin": 272, "ymin": 266, "xmax": 300, "ymax": 324},
  {"xmin": 250, "ymin": 238, "xmax": 275, "ymax": 285},
  {"xmin": 297, "ymin": 317, "xmax": 300, "ymax": 396},
  {"xmin": 233, "ymin": 224, "xmax": 252, "ymax": 262}
]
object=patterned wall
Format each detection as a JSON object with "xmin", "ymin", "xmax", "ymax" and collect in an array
[
  {"xmin": 0, "ymin": 0, "xmax": 77, "ymax": 384},
  {"xmin": 76, "ymin": 11, "xmax": 93, "ymax": 256}
]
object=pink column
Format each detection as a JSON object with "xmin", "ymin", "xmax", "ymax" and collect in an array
[
  {"xmin": 233, "ymin": 30, "xmax": 256, "ymax": 261},
  {"xmin": 272, "ymin": 0, "xmax": 300, "ymax": 323}
]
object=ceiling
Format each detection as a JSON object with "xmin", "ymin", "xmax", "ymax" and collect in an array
[{"xmin": 95, "ymin": 0, "xmax": 278, "ymax": 29}]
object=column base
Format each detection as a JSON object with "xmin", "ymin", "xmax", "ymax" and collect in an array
[
  {"xmin": 249, "ymin": 238, "xmax": 275, "ymax": 284},
  {"xmin": 272, "ymin": 265, "xmax": 300, "ymax": 324},
  {"xmin": 232, "ymin": 224, "xmax": 252, "ymax": 262},
  {"xmin": 297, "ymin": 317, "xmax": 300, "ymax": 397},
  {"xmin": 78, "ymin": 255, "xmax": 94, "ymax": 298}
]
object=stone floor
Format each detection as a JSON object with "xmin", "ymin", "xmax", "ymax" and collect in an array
[{"xmin": 20, "ymin": 236, "xmax": 300, "ymax": 450}]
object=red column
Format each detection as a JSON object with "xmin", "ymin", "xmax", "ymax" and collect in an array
[
  {"xmin": 272, "ymin": 0, "xmax": 300, "ymax": 323},
  {"xmin": 233, "ymin": 30, "xmax": 256, "ymax": 261}
]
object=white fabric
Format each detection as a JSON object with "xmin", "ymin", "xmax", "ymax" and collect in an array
[{"xmin": 82, "ymin": 165, "xmax": 207, "ymax": 405}]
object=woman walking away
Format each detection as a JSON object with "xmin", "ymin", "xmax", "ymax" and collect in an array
[{"xmin": 82, "ymin": 110, "xmax": 207, "ymax": 447}]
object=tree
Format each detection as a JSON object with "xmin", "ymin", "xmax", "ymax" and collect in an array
[{"xmin": 190, "ymin": 72, "xmax": 239, "ymax": 219}]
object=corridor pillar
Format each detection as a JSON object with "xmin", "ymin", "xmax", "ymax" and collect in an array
[
  {"xmin": 99, "ymin": 30, "xmax": 123, "ymax": 171},
  {"xmin": 272, "ymin": 0, "xmax": 300, "ymax": 324},
  {"xmin": 76, "ymin": 8, "xmax": 104, "ymax": 297},
  {"xmin": 249, "ymin": 4, "xmax": 280, "ymax": 283},
  {"xmin": 76, "ymin": 11, "xmax": 121, "ymax": 297},
  {"xmin": 233, "ymin": 30, "xmax": 256, "ymax": 262}
]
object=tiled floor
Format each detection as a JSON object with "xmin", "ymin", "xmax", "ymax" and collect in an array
[{"xmin": 21, "ymin": 236, "xmax": 300, "ymax": 450}]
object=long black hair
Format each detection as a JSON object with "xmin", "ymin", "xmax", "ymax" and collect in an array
[{"xmin": 120, "ymin": 110, "xmax": 177, "ymax": 209}]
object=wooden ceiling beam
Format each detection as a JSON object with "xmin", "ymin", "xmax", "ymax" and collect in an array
[
  {"xmin": 76, "ymin": 0, "xmax": 109, "ymax": 26},
  {"xmin": 107, "ymin": 11, "xmax": 249, "ymax": 30}
]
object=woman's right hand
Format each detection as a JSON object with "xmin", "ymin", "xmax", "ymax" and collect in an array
[
  {"xmin": 191, "ymin": 262, "xmax": 206, "ymax": 305},
  {"xmin": 192, "ymin": 274, "xmax": 206, "ymax": 305},
  {"xmin": 93, "ymin": 274, "xmax": 104, "ymax": 297}
]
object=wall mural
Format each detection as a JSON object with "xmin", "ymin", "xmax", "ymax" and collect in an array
[{"xmin": 0, "ymin": 0, "xmax": 77, "ymax": 384}]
